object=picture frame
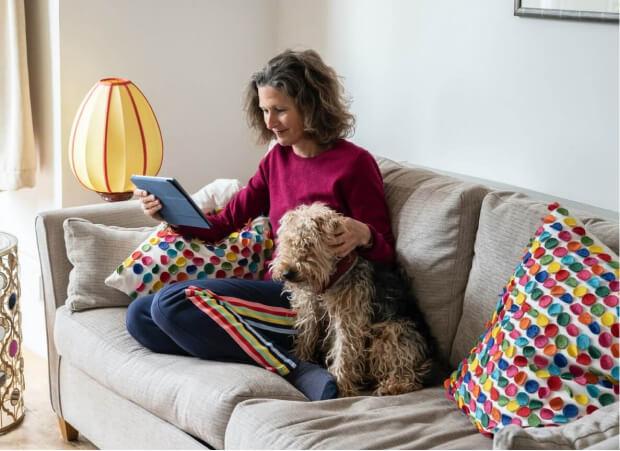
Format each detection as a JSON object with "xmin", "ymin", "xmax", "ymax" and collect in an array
[{"xmin": 514, "ymin": 0, "xmax": 619, "ymax": 22}]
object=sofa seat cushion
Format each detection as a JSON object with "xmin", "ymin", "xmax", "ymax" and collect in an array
[
  {"xmin": 53, "ymin": 305, "xmax": 305, "ymax": 449},
  {"xmin": 225, "ymin": 386, "xmax": 493, "ymax": 449}
]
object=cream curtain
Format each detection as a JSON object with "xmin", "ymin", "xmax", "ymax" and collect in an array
[{"xmin": 0, "ymin": 0, "xmax": 36, "ymax": 190}]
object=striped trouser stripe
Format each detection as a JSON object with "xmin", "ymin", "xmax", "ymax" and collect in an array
[{"xmin": 185, "ymin": 286, "xmax": 296, "ymax": 376}]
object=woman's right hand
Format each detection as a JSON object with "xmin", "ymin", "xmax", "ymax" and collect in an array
[{"xmin": 134, "ymin": 189, "xmax": 164, "ymax": 221}]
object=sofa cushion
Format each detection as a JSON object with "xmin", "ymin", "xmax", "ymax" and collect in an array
[
  {"xmin": 377, "ymin": 158, "xmax": 490, "ymax": 362},
  {"xmin": 493, "ymin": 402, "xmax": 619, "ymax": 450},
  {"xmin": 225, "ymin": 386, "xmax": 493, "ymax": 449},
  {"xmin": 53, "ymin": 306, "xmax": 305, "ymax": 449},
  {"xmin": 63, "ymin": 218, "xmax": 154, "ymax": 311},
  {"xmin": 445, "ymin": 202, "xmax": 619, "ymax": 435},
  {"xmin": 450, "ymin": 192, "xmax": 619, "ymax": 368},
  {"xmin": 105, "ymin": 216, "xmax": 273, "ymax": 299}
]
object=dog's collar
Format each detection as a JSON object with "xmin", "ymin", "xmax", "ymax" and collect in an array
[{"xmin": 322, "ymin": 252, "xmax": 358, "ymax": 293}]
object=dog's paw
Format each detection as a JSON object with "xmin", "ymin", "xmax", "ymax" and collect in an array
[
  {"xmin": 373, "ymin": 378, "xmax": 421, "ymax": 396},
  {"xmin": 337, "ymin": 383, "xmax": 359, "ymax": 397},
  {"xmin": 332, "ymin": 375, "xmax": 360, "ymax": 397}
]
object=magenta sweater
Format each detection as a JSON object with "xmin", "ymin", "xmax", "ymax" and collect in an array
[{"xmin": 176, "ymin": 139, "xmax": 395, "ymax": 265}]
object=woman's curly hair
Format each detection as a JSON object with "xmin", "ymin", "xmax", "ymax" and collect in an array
[{"xmin": 244, "ymin": 49, "xmax": 355, "ymax": 148}]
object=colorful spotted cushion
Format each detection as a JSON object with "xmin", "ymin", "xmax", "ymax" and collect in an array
[
  {"xmin": 105, "ymin": 216, "xmax": 274, "ymax": 299},
  {"xmin": 444, "ymin": 202, "xmax": 619, "ymax": 437}
]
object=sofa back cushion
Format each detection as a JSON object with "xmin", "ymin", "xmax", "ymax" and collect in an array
[
  {"xmin": 450, "ymin": 191, "xmax": 619, "ymax": 368},
  {"xmin": 377, "ymin": 158, "xmax": 490, "ymax": 363}
]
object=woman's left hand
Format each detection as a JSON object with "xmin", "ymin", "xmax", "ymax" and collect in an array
[{"xmin": 328, "ymin": 217, "xmax": 372, "ymax": 258}]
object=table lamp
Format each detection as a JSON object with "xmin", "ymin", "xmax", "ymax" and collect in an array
[{"xmin": 68, "ymin": 78, "xmax": 163, "ymax": 201}]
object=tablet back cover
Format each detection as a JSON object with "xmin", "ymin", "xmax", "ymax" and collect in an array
[{"xmin": 131, "ymin": 176, "xmax": 211, "ymax": 229}]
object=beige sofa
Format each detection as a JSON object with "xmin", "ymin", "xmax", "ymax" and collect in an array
[{"xmin": 35, "ymin": 157, "xmax": 619, "ymax": 449}]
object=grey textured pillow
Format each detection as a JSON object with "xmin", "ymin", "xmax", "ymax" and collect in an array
[
  {"xmin": 493, "ymin": 402, "xmax": 619, "ymax": 450},
  {"xmin": 63, "ymin": 218, "xmax": 155, "ymax": 311},
  {"xmin": 378, "ymin": 158, "xmax": 490, "ymax": 362}
]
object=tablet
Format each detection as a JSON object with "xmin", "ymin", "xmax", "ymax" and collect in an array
[{"xmin": 131, "ymin": 175, "xmax": 212, "ymax": 229}]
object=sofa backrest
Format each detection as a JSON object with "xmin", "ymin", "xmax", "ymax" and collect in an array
[
  {"xmin": 449, "ymin": 191, "xmax": 619, "ymax": 368},
  {"xmin": 377, "ymin": 157, "xmax": 490, "ymax": 363}
]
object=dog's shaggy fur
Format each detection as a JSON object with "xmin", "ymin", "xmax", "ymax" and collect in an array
[{"xmin": 271, "ymin": 203, "xmax": 436, "ymax": 397}]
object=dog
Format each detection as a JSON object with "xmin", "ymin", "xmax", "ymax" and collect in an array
[{"xmin": 270, "ymin": 202, "xmax": 435, "ymax": 397}]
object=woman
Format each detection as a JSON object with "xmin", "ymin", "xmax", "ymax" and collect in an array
[{"xmin": 127, "ymin": 49, "xmax": 396, "ymax": 401}]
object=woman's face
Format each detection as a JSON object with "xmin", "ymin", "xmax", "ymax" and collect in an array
[{"xmin": 258, "ymin": 85, "xmax": 305, "ymax": 147}]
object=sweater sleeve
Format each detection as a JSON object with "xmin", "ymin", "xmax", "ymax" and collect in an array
[
  {"xmin": 344, "ymin": 152, "xmax": 395, "ymax": 264},
  {"xmin": 174, "ymin": 157, "xmax": 270, "ymax": 242}
]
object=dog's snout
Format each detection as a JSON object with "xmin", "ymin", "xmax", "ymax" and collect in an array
[{"xmin": 282, "ymin": 269, "xmax": 298, "ymax": 281}]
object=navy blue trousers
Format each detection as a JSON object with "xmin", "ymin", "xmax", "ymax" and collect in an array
[{"xmin": 126, "ymin": 279, "xmax": 298, "ymax": 373}]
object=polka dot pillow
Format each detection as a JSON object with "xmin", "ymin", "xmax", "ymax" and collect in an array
[
  {"xmin": 444, "ymin": 203, "xmax": 619, "ymax": 437},
  {"xmin": 105, "ymin": 216, "xmax": 274, "ymax": 299}
]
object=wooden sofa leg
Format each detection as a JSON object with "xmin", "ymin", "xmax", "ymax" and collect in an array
[{"xmin": 57, "ymin": 416, "xmax": 79, "ymax": 441}]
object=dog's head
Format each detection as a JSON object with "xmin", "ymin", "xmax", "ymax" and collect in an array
[{"xmin": 270, "ymin": 203, "xmax": 343, "ymax": 293}]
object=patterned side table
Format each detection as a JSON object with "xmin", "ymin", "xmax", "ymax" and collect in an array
[{"xmin": 0, "ymin": 232, "xmax": 24, "ymax": 434}]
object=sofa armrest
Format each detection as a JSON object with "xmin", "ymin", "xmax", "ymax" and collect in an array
[{"xmin": 35, "ymin": 199, "xmax": 157, "ymax": 416}]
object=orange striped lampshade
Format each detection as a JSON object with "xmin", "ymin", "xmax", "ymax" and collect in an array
[{"xmin": 69, "ymin": 78, "xmax": 163, "ymax": 201}]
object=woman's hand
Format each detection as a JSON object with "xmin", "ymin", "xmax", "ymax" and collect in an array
[
  {"xmin": 134, "ymin": 189, "xmax": 164, "ymax": 221},
  {"xmin": 328, "ymin": 217, "xmax": 372, "ymax": 258}
]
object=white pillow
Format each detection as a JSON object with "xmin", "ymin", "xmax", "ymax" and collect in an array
[{"xmin": 191, "ymin": 178, "xmax": 243, "ymax": 213}]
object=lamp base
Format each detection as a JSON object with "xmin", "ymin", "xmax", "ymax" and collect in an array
[{"xmin": 97, "ymin": 191, "xmax": 134, "ymax": 202}]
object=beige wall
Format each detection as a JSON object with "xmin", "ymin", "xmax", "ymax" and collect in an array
[
  {"xmin": 59, "ymin": 0, "xmax": 277, "ymax": 207},
  {"xmin": 276, "ymin": 0, "xmax": 619, "ymax": 212},
  {"xmin": 8, "ymin": 0, "xmax": 279, "ymax": 356}
]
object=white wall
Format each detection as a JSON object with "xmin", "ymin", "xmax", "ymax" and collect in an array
[
  {"xmin": 276, "ymin": 0, "xmax": 619, "ymax": 211},
  {"xmin": 59, "ymin": 0, "xmax": 278, "ymax": 207}
]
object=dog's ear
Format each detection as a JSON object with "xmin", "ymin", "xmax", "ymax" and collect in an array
[{"xmin": 316, "ymin": 210, "xmax": 343, "ymax": 238}]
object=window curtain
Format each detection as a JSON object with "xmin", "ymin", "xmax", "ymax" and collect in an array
[{"xmin": 0, "ymin": 0, "xmax": 36, "ymax": 190}]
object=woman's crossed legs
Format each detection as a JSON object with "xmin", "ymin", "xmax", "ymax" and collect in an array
[{"xmin": 126, "ymin": 278, "xmax": 336, "ymax": 400}]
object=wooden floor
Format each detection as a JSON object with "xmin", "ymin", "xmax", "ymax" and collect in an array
[{"xmin": 0, "ymin": 349, "xmax": 96, "ymax": 450}]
